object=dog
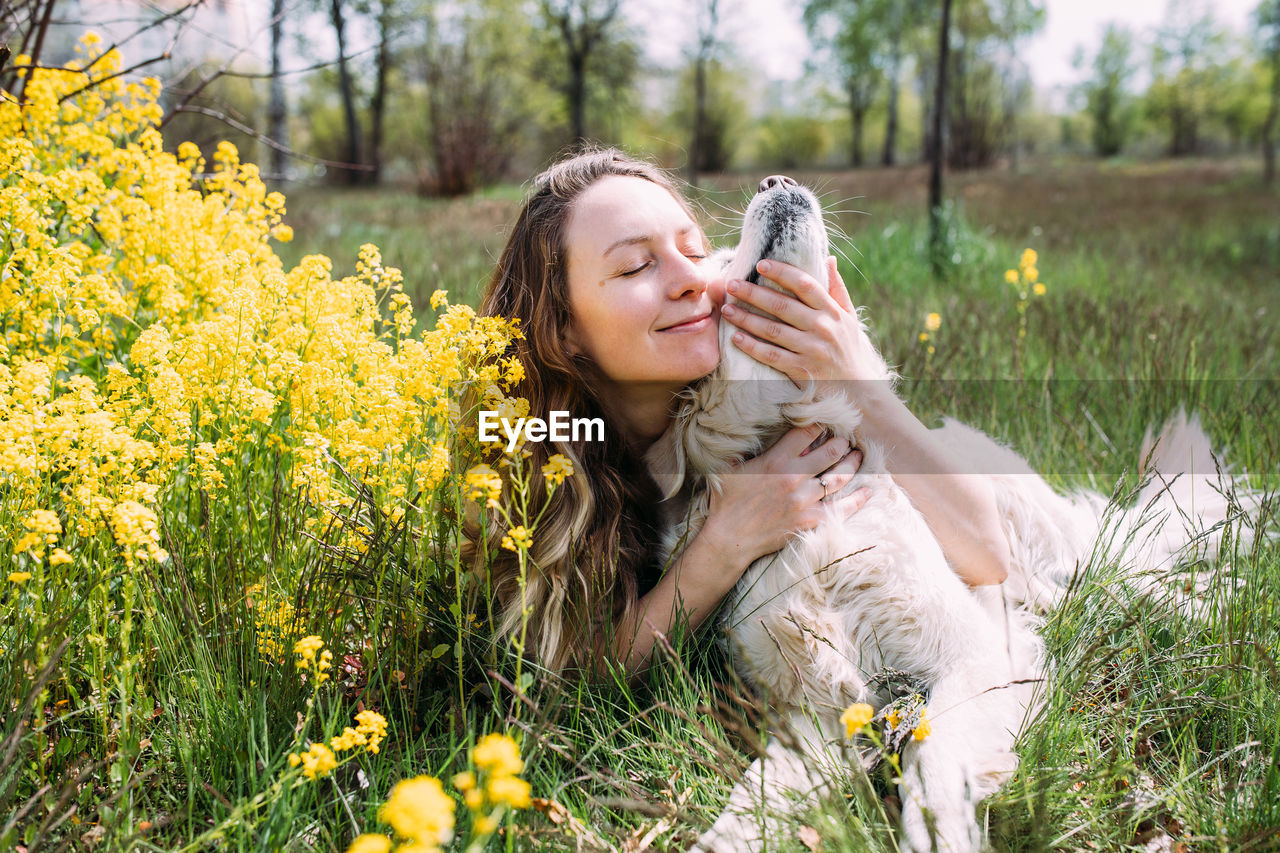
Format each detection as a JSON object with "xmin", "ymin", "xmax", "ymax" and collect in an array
[{"xmin": 645, "ymin": 176, "xmax": 1256, "ymax": 852}]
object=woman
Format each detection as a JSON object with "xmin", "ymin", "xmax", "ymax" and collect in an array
[{"xmin": 475, "ymin": 147, "xmax": 1010, "ymax": 675}]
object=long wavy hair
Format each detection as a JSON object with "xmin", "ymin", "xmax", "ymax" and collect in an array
[{"xmin": 470, "ymin": 147, "xmax": 706, "ymax": 674}]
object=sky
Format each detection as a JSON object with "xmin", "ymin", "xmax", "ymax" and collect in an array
[{"xmin": 637, "ymin": 0, "xmax": 1260, "ymax": 93}]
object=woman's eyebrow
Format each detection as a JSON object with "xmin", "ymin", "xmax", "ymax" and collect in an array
[{"xmin": 603, "ymin": 224, "xmax": 699, "ymax": 257}]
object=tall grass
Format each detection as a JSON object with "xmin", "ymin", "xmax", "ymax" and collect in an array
[{"xmin": 4, "ymin": 51, "xmax": 1278, "ymax": 850}]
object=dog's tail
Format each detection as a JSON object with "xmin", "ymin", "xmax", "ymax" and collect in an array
[
  {"xmin": 1092, "ymin": 410, "xmax": 1259, "ymax": 608},
  {"xmin": 948, "ymin": 412, "xmax": 1261, "ymax": 614}
]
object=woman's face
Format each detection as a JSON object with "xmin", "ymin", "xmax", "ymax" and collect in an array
[{"xmin": 562, "ymin": 175, "xmax": 720, "ymax": 391}]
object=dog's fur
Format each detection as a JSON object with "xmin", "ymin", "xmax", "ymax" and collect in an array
[{"xmin": 645, "ymin": 180, "xmax": 1255, "ymax": 852}]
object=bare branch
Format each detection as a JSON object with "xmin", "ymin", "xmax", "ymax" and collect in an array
[{"xmin": 169, "ymin": 103, "xmax": 375, "ymax": 173}]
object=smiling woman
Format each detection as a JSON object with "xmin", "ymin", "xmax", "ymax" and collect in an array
[{"xmin": 471, "ymin": 148, "xmax": 867, "ymax": 675}]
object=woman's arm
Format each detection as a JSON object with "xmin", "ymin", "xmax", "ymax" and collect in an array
[
  {"xmin": 721, "ymin": 257, "xmax": 1011, "ymax": 587},
  {"xmin": 600, "ymin": 425, "xmax": 870, "ymax": 674}
]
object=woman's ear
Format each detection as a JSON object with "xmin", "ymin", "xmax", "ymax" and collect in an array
[{"xmin": 562, "ymin": 323, "xmax": 583, "ymax": 356}]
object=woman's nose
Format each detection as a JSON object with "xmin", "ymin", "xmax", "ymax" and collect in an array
[
  {"xmin": 758, "ymin": 175, "xmax": 797, "ymax": 193},
  {"xmin": 669, "ymin": 253, "xmax": 708, "ymax": 298}
]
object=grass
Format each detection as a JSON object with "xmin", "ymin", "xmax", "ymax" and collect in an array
[{"xmin": 5, "ymin": 156, "xmax": 1279, "ymax": 851}]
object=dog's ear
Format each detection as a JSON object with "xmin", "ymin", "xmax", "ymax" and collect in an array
[{"xmin": 645, "ymin": 421, "xmax": 687, "ymax": 500}]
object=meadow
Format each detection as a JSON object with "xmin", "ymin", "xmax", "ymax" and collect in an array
[{"xmin": 4, "ymin": 43, "xmax": 1280, "ymax": 853}]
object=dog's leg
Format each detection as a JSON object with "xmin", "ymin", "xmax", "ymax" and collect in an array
[
  {"xmin": 896, "ymin": 601, "xmax": 1035, "ymax": 853},
  {"xmin": 691, "ymin": 710, "xmax": 839, "ymax": 853}
]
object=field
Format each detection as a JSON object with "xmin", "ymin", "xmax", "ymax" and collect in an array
[{"xmin": 4, "ymin": 57, "xmax": 1280, "ymax": 853}]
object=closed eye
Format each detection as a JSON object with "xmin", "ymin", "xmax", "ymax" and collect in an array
[{"xmin": 618, "ymin": 262, "xmax": 650, "ymax": 277}]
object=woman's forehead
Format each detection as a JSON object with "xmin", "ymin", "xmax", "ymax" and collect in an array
[{"xmin": 568, "ymin": 176, "xmax": 697, "ymax": 249}]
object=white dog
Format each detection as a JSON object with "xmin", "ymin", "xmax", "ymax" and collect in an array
[{"xmin": 645, "ymin": 176, "xmax": 1253, "ymax": 852}]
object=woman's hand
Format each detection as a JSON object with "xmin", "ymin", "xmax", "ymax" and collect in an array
[
  {"xmin": 699, "ymin": 424, "xmax": 870, "ymax": 571},
  {"xmin": 721, "ymin": 257, "xmax": 884, "ymax": 384}
]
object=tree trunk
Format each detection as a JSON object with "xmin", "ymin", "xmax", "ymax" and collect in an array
[
  {"xmin": 368, "ymin": 4, "xmax": 391, "ymax": 186},
  {"xmin": 1265, "ymin": 54, "xmax": 1279, "ymax": 185},
  {"xmin": 691, "ymin": 52, "xmax": 706, "ymax": 186},
  {"xmin": 330, "ymin": 0, "xmax": 362, "ymax": 183},
  {"xmin": 883, "ymin": 45, "xmax": 901, "ymax": 167},
  {"xmin": 569, "ymin": 50, "xmax": 587, "ymax": 147},
  {"xmin": 268, "ymin": 0, "xmax": 287, "ymax": 181},
  {"xmin": 850, "ymin": 96, "xmax": 865, "ymax": 168},
  {"xmin": 929, "ymin": 0, "xmax": 953, "ymax": 276}
]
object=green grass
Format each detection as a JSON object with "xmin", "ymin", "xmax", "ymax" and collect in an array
[{"xmin": 4, "ymin": 158, "xmax": 1279, "ymax": 851}]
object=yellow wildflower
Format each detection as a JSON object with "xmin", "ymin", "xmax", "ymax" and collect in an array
[
  {"xmin": 429, "ymin": 289, "xmax": 449, "ymax": 309},
  {"xmin": 918, "ymin": 332, "xmax": 929, "ymax": 343},
  {"xmin": 1024, "ymin": 266, "xmax": 1038, "ymax": 282},
  {"xmin": 839, "ymin": 702, "xmax": 874, "ymax": 738},
  {"xmin": 501, "ymin": 526, "xmax": 532, "ymax": 552},
  {"xmin": 379, "ymin": 776, "xmax": 455, "ymax": 848},
  {"xmin": 294, "ymin": 742, "xmax": 337, "ymax": 780},
  {"xmin": 472, "ymin": 733, "xmax": 523, "ymax": 778},
  {"xmin": 346, "ymin": 834, "xmax": 392, "ymax": 853},
  {"xmin": 486, "ymin": 774, "xmax": 532, "ymax": 809},
  {"xmin": 355, "ymin": 709, "xmax": 388, "ymax": 753},
  {"xmin": 1033, "ymin": 282, "xmax": 1046, "ymax": 296},
  {"xmin": 7, "ymin": 572, "xmax": 32, "ymax": 584},
  {"xmin": 541, "ymin": 453, "xmax": 574, "ymax": 486},
  {"xmin": 924, "ymin": 312, "xmax": 941, "ymax": 332},
  {"xmin": 912, "ymin": 717, "xmax": 932, "ymax": 741},
  {"xmin": 1020, "ymin": 248, "xmax": 1037, "ymax": 270},
  {"xmin": 294, "ymin": 635, "xmax": 324, "ymax": 669},
  {"xmin": 1004, "ymin": 269, "xmax": 1018, "ymax": 284},
  {"xmin": 48, "ymin": 549, "xmax": 73, "ymax": 566},
  {"xmin": 453, "ymin": 770, "xmax": 476, "ymax": 791},
  {"xmin": 465, "ymin": 464, "xmax": 502, "ymax": 506}
]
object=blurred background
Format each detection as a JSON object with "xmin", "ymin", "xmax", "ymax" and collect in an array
[{"xmin": 3, "ymin": 0, "xmax": 1277, "ymax": 308}]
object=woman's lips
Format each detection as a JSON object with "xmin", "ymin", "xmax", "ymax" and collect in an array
[{"xmin": 659, "ymin": 312, "xmax": 714, "ymax": 333}]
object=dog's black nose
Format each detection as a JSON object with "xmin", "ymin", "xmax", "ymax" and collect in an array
[{"xmin": 758, "ymin": 175, "xmax": 797, "ymax": 193}]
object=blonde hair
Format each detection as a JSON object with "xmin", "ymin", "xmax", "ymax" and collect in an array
[{"xmin": 472, "ymin": 148, "xmax": 703, "ymax": 673}]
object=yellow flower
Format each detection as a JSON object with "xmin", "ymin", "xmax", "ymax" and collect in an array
[
  {"xmin": 294, "ymin": 635, "xmax": 324, "ymax": 670},
  {"xmin": 486, "ymin": 774, "xmax": 532, "ymax": 809},
  {"xmin": 472, "ymin": 733, "xmax": 523, "ymax": 778},
  {"xmin": 379, "ymin": 776, "xmax": 455, "ymax": 847},
  {"xmin": 924, "ymin": 312, "xmax": 941, "ymax": 332},
  {"xmin": 355, "ymin": 709, "xmax": 388, "ymax": 753},
  {"xmin": 501, "ymin": 525, "xmax": 532, "ymax": 552},
  {"xmin": 430, "ymin": 289, "xmax": 449, "ymax": 309},
  {"xmin": 541, "ymin": 453, "xmax": 574, "ymax": 486},
  {"xmin": 453, "ymin": 770, "xmax": 476, "ymax": 791},
  {"xmin": 1024, "ymin": 266, "xmax": 1038, "ymax": 283},
  {"xmin": 1020, "ymin": 248, "xmax": 1037, "ymax": 270},
  {"xmin": 295, "ymin": 742, "xmax": 337, "ymax": 780},
  {"xmin": 839, "ymin": 702, "xmax": 874, "ymax": 738},
  {"xmin": 270, "ymin": 224, "xmax": 293, "ymax": 242},
  {"xmin": 48, "ymin": 548, "xmax": 73, "ymax": 566},
  {"xmin": 472, "ymin": 813, "xmax": 501, "ymax": 835},
  {"xmin": 346, "ymin": 834, "xmax": 392, "ymax": 853},
  {"xmin": 465, "ymin": 464, "xmax": 502, "ymax": 505},
  {"xmin": 463, "ymin": 787, "xmax": 484, "ymax": 811},
  {"xmin": 912, "ymin": 717, "xmax": 932, "ymax": 741},
  {"xmin": 1004, "ymin": 268, "xmax": 1019, "ymax": 284},
  {"xmin": 887, "ymin": 708, "xmax": 901, "ymax": 728},
  {"xmin": 1033, "ymin": 282, "xmax": 1046, "ymax": 296},
  {"xmin": 918, "ymin": 332, "xmax": 929, "ymax": 343},
  {"xmin": 7, "ymin": 572, "xmax": 32, "ymax": 584}
]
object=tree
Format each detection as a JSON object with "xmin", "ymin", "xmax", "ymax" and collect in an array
[
  {"xmin": 1257, "ymin": 0, "xmax": 1280, "ymax": 182},
  {"xmin": 269, "ymin": 0, "xmax": 289, "ymax": 179},
  {"xmin": 803, "ymin": 0, "xmax": 885, "ymax": 168},
  {"xmin": 929, "ymin": 0, "xmax": 953, "ymax": 275},
  {"xmin": 1147, "ymin": 0, "xmax": 1228, "ymax": 156},
  {"xmin": 689, "ymin": 0, "xmax": 725, "ymax": 184},
  {"xmin": 539, "ymin": 0, "xmax": 627, "ymax": 147},
  {"xmin": 1074, "ymin": 23, "xmax": 1137, "ymax": 157},
  {"xmin": 415, "ymin": 0, "xmax": 543, "ymax": 195},
  {"xmin": 674, "ymin": 56, "xmax": 747, "ymax": 176}
]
